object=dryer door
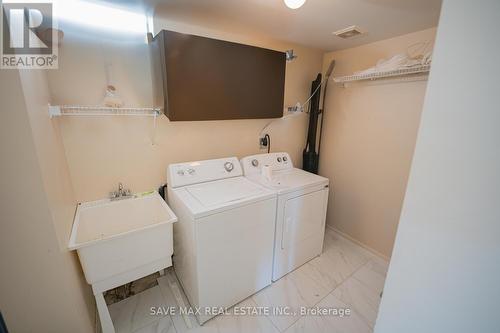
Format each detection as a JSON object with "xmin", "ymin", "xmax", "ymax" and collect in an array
[{"xmin": 273, "ymin": 187, "xmax": 328, "ymax": 281}]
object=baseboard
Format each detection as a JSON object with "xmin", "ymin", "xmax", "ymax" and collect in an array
[{"xmin": 325, "ymin": 224, "xmax": 391, "ymax": 262}]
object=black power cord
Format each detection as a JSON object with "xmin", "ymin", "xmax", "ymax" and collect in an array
[{"xmin": 264, "ymin": 134, "xmax": 271, "ymax": 153}]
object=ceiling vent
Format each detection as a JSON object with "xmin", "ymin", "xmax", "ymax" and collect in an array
[{"xmin": 333, "ymin": 26, "xmax": 364, "ymax": 39}]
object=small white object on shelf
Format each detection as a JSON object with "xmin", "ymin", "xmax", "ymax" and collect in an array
[
  {"xmin": 333, "ymin": 64, "xmax": 430, "ymax": 85},
  {"xmin": 48, "ymin": 104, "xmax": 161, "ymax": 118},
  {"xmin": 102, "ymin": 85, "xmax": 123, "ymax": 108}
]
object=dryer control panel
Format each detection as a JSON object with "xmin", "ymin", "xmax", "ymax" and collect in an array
[
  {"xmin": 168, "ymin": 157, "xmax": 243, "ymax": 188},
  {"xmin": 240, "ymin": 152, "xmax": 293, "ymax": 175}
]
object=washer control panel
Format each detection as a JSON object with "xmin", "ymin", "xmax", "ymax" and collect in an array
[
  {"xmin": 240, "ymin": 152, "xmax": 293, "ymax": 175},
  {"xmin": 168, "ymin": 157, "xmax": 243, "ymax": 188}
]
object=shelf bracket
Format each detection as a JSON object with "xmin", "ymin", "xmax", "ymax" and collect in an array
[{"xmin": 151, "ymin": 111, "xmax": 158, "ymax": 146}]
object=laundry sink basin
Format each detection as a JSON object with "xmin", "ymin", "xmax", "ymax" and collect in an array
[
  {"xmin": 68, "ymin": 192, "xmax": 177, "ymax": 286},
  {"xmin": 68, "ymin": 192, "xmax": 177, "ymax": 333}
]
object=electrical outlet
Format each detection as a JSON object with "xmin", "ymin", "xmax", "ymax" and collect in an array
[{"xmin": 259, "ymin": 136, "xmax": 268, "ymax": 149}]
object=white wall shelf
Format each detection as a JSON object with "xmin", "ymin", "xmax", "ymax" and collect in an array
[
  {"xmin": 333, "ymin": 64, "xmax": 431, "ymax": 85},
  {"xmin": 48, "ymin": 105, "xmax": 162, "ymax": 118},
  {"xmin": 48, "ymin": 105, "xmax": 162, "ymax": 145}
]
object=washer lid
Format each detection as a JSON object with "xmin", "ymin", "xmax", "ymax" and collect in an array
[{"xmin": 186, "ymin": 177, "xmax": 270, "ymax": 207}]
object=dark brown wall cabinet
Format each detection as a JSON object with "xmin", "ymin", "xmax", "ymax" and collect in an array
[{"xmin": 151, "ymin": 30, "xmax": 286, "ymax": 121}]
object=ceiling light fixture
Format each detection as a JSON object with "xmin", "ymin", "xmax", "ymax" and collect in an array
[{"xmin": 284, "ymin": 0, "xmax": 306, "ymax": 10}]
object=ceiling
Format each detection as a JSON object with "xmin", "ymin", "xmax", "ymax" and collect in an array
[{"xmin": 101, "ymin": 0, "xmax": 442, "ymax": 51}]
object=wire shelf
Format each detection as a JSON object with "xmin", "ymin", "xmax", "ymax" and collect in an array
[
  {"xmin": 48, "ymin": 105, "xmax": 162, "ymax": 118},
  {"xmin": 48, "ymin": 105, "xmax": 163, "ymax": 145},
  {"xmin": 333, "ymin": 64, "xmax": 431, "ymax": 84}
]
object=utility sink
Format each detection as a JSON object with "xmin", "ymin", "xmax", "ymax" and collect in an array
[{"xmin": 68, "ymin": 192, "xmax": 177, "ymax": 333}]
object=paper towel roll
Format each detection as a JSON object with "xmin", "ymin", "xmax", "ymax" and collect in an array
[{"xmin": 262, "ymin": 165, "xmax": 273, "ymax": 181}]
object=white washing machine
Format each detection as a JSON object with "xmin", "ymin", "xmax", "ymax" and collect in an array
[
  {"xmin": 167, "ymin": 157, "xmax": 277, "ymax": 324},
  {"xmin": 241, "ymin": 152, "xmax": 329, "ymax": 281}
]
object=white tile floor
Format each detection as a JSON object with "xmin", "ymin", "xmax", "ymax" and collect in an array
[{"xmin": 109, "ymin": 228, "xmax": 389, "ymax": 333}]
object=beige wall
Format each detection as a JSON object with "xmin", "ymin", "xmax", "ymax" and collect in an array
[
  {"xmin": 320, "ymin": 28, "xmax": 436, "ymax": 258},
  {"xmin": 20, "ymin": 69, "xmax": 79, "ymax": 249},
  {"xmin": 19, "ymin": 68, "xmax": 95, "ymax": 328},
  {"xmin": 50, "ymin": 17, "xmax": 324, "ymax": 202},
  {"xmin": 376, "ymin": 1, "xmax": 500, "ymax": 331},
  {"xmin": 0, "ymin": 69, "xmax": 94, "ymax": 332}
]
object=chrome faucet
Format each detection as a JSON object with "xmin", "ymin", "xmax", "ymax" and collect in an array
[
  {"xmin": 118, "ymin": 182, "xmax": 124, "ymax": 196},
  {"xmin": 110, "ymin": 182, "xmax": 134, "ymax": 200}
]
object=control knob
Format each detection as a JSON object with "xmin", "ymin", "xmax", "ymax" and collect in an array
[{"xmin": 224, "ymin": 162, "xmax": 234, "ymax": 172}]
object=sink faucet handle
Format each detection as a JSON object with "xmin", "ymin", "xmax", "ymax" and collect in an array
[{"xmin": 117, "ymin": 182, "xmax": 125, "ymax": 196}]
